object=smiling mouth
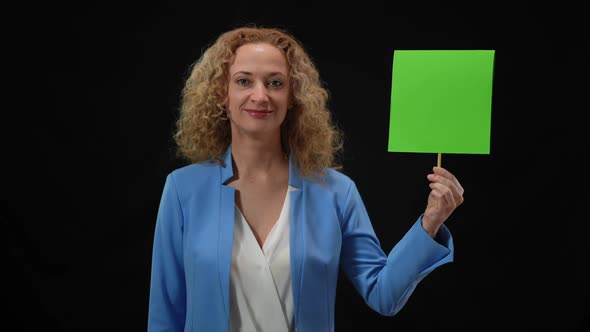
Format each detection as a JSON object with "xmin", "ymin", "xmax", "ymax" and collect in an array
[{"xmin": 244, "ymin": 109, "xmax": 273, "ymax": 117}]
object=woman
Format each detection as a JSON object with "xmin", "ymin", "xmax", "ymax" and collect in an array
[{"xmin": 148, "ymin": 25, "xmax": 464, "ymax": 332}]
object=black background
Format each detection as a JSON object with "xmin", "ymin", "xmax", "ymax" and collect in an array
[{"xmin": 5, "ymin": 2, "xmax": 587, "ymax": 331}]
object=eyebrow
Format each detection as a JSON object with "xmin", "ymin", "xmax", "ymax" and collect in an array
[{"xmin": 232, "ymin": 71, "xmax": 287, "ymax": 77}]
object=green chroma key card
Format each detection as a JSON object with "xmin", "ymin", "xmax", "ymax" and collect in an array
[{"xmin": 388, "ymin": 50, "xmax": 495, "ymax": 155}]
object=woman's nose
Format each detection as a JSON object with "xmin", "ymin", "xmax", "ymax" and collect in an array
[{"xmin": 250, "ymin": 82, "xmax": 270, "ymax": 103}]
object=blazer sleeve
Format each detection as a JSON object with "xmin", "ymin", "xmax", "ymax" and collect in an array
[
  {"xmin": 148, "ymin": 173, "xmax": 187, "ymax": 332},
  {"xmin": 339, "ymin": 181, "xmax": 454, "ymax": 316}
]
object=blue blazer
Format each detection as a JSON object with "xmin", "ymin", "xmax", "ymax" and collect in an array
[{"xmin": 148, "ymin": 146, "xmax": 454, "ymax": 331}]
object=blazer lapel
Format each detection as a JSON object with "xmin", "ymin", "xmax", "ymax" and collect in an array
[
  {"xmin": 288, "ymin": 158, "xmax": 304, "ymax": 328},
  {"xmin": 218, "ymin": 147, "xmax": 235, "ymax": 319}
]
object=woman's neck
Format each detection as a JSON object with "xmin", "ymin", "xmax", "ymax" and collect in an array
[{"xmin": 230, "ymin": 137, "xmax": 287, "ymax": 180}]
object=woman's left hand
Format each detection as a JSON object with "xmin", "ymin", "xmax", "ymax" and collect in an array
[{"xmin": 422, "ymin": 166, "xmax": 464, "ymax": 237}]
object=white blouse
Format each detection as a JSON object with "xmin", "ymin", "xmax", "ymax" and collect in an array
[{"xmin": 229, "ymin": 186, "xmax": 296, "ymax": 332}]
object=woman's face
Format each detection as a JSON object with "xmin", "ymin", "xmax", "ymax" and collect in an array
[{"xmin": 226, "ymin": 42, "xmax": 291, "ymax": 139}]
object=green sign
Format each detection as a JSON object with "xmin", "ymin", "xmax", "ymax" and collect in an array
[{"xmin": 388, "ymin": 50, "xmax": 495, "ymax": 154}]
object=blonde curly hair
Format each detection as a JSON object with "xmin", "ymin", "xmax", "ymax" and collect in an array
[{"xmin": 174, "ymin": 25, "xmax": 343, "ymax": 177}]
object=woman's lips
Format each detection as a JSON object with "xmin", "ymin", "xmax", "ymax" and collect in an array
[{"xmin": 244, "ymin": 109, "xmax": 273, "ymax": 118}]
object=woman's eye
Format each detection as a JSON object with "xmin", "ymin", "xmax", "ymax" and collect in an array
[
  {"xmin": 237, "ymin": 78, "xmax": 250, "ymax": 86},
  {"xmin": 268, "ymin": 80, "xmax": 283, "ymax": 88}
]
